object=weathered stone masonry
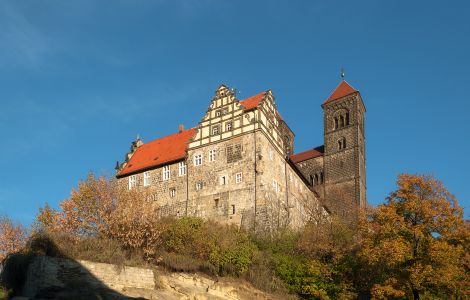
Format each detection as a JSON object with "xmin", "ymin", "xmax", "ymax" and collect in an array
[{"xmin": 116, "ymin": 80, "xmax": 366, "ymax": 229}]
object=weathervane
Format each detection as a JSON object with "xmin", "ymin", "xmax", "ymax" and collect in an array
[{"xmin": 340, "ymin": 67, "xmax": 345, "ymax": 79}]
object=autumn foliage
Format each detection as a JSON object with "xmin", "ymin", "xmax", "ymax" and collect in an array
[
  {"xmin": 357, "ymin": 174, "xmax": 470, "ymax": 299},
  {"xmin": 0, "ymin": 216, "xmax": 27, "ymax": 262},
  {"xmin": 1, "ymin": 173, "xmax": 468, "ymax": 299}
]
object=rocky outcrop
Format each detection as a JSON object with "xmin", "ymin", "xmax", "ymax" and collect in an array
[{"xmin": 19, "ymin": 256, "xmax": 283, "ymax": 300}]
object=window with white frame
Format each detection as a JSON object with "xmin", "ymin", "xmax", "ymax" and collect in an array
[
  {"xmin": 209, "ymin": 149, "xmax": 216, "ymax": 162},
  {"xmin": 212, "ymin": 125, "xmax": 220, "ymax": 135},
  {"xmin": 162, "ymin": 165, "xmax": 170, "ymax": 180},
  {"xmin": 235, "ymin": 172, "xmax": 242, "ymax": 184},
  {"xmin": 196, "ymin": 182, "xmax": 203, "ymax": 191},
  {"xmin": 226, "ymin": 121, "xmax": 232, "ymax": 131},
  {"xmin": 178, "ymin": 161, "xmax": 187, "ymax": 176},
  {"xmin": 194, "ymin": 154, "xmax": 202, "ymax": 166},
  {"xmin": 170, "ymin": 188, "xmax": 176, "ymax": 198},
  {"xmin": 128, "ymin": 175, "xmax": 137, "ymax": 190},
  {"xmin": 143, "ymin": 171, "xmax": 151, "ymax": 186}
]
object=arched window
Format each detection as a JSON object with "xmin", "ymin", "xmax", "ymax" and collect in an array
[
  {"xmin": 310, "ymin": 175, "xmax": 314, "ymax": 186},
  {"xmin": 334, "ymin": 117, "xmax": 338, "ymax": 130},
  {"xmin": 320, "ymin": 172, "xmax": 324, "ymax": 184},
  {"xmin": 346, "ymin": 112, "xmax": 350, "ymax": 125},
  {"xmin": 340, "ymin": 115, "xmax": 345, "ymax": 127},
  {"xmin": 314, "ymin": 174, "xmax": 319, "ymax": 185}
]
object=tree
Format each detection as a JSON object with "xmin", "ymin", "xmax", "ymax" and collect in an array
[
  {"xmin": 358, "ymin": 174, "xmax": 469, "ymax": 299},
  {"xmin": 37, "ymin": 173, "xmax": 117, "ymax": 238},
  {"xmin": 0, "ymin": 216, "xmax": 27, "ymax": 262}
]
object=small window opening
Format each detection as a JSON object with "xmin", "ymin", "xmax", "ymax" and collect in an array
[
  {"xmin": 334, "ymin": 117, "xmax": 338, "ymax": 130},
  {"xmin": 340, "ymin": 115, "xmax": 345, "ymax": 127},
  {"xmin": 346, "ymin": 112, "xmax": 350, "ymax": 125},
  {"xmin": 231, "ymin": 205, "xmax": 236, "ymax": 215},
  {"xmin": 214, "ymin": 198, "xmax": 219, "ymax": 208}
]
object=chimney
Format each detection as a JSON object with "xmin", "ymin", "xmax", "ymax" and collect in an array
[{"xmin": 178, "ymin": 124, "xmax": 185, "ymax": 133}]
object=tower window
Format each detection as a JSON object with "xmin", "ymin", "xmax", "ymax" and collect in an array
[
  {"xmin": 340, "ymin": 115, "xmax": 345, "ymax": 127},
  {"xmin": 334, "ymin": 117, "xmax": 339, "ymax": 130},
  {"xmin": 338, "ymin": 137, "xmax": 347, "ymax": 150},
  {"xmin": 346, "ymin": 112, "xmax": 350, "ymax": 125},
  {"xmin": 314, "ymin": 174, "xmax": 319, "ymax": 186},
  {"xmin": 170, "ymin": 188, "xmax": 176, "ymax": 198}
]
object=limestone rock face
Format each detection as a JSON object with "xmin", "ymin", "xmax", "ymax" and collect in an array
[{"xmin": 20, "ymin": 257, "xmax": 283, "ymax": 300}]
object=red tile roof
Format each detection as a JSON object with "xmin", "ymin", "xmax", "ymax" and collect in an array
[
  {"xmin": 323, "ymin": 80, "xmax": 357, "ymax": 105},
  {"xmin": 290, "ymin": 146, "xmax": 324, "ymax": 163},
  {"xmin": 239, "ymin": 92, "xmax": 266, "ymax": 110},
  {"xmin": 118, "ymin": 128, "xmax": 196, "ymax": 177},
  {"xmin": 239, "ymin": 91, "xmax": 284, "ymax": 121}
]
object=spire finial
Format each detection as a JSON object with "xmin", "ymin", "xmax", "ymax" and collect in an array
[
  {"xmin": 340, "ymin": 67, "xmax": 345, "ymax": 79},
  {"xmin": 136, "ymin": 133, "xmax": 141, "ymax": 141}
]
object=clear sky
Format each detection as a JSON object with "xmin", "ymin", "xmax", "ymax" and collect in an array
[{"xmin": 1, "ymin": 0, "xmax": 469, "ymax": 225}]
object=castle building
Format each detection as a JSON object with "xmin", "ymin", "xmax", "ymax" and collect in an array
[{"xmin": 115, "ymin": 80, "xmax": 366, "ymax": 230}]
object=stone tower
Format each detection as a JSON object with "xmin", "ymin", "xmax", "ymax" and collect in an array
[{"xmin": 322, "ymin": 80, "xmax": 366, "ymax": 222}]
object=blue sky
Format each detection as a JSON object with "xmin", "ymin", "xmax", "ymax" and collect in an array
[{"xmin": 0, "ymin": 0, "xmax": 469, "ymax": 225}]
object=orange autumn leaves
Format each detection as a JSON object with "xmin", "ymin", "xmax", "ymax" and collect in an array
[
  {"xmin": 37, "ymin": 173, "xmax": 165, "ymax": 259},
  {"xmin": 0, "ymin": 216, "xmax": 27, "ymax": 262},
  {"xmin": 358, "ymin": 174, "xmax": 469, "ymax": 299}
]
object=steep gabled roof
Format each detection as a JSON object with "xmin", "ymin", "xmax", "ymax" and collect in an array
[
  {"xmin": 118, "ymin": 128, "xmax": 196, "ymax": 177},
  {"xmin": 239, "ymin": 91, "xmax": 284, "ymax": 121},
  {"xmin": 290, "ymin": 146, "xmax": 324, "ymax": 164},
  {"xmin": 323, "ymin": 80, "xmax": 358, "ymax": 105},
  {"xmin": 239, "ymin": 91, "xmax": 266, "ymax": 110}
]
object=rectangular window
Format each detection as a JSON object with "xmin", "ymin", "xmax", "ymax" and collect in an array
[
  {"xmin": 231, "ymin": 204, "xmax": 236, "ymax": 215},
  {"xmin": 235, "ymin": 172, "xmax": 242, "ymax": 184},
  {"xmin": 226, "ymin": 121, "xmax": 232, "ymax": 131},
  {"xmin": 215, "ymin": 110, "xmax": 221, "ymax": 117},
  {"xmin": 214, "ymin": 198, "xmax": 219, "ymax": 208},
  {"xmin": 170, "ymin": 188, "xmax": 176, "ymax": 198},
  {"xmin": 194, "ymin": 154, "xmax": 203, "ymax": 166},
  {"xmin": 196, "ymin": 182, "xmax": 203, "ymax": 191},
  {"xmin": 212, "ymin": 125, "xmax": 220, "ymax": 135},
  {"xmin": 220, "ymin": 175, "xmax": 227, "ymax": 185},
  {"xmin": 162, "ymin": 165, "xmax": 170, "ymax": 180},
  {"xmin": 209, "ymin": 149, "xmax": 216, "ymax": 162},
  {"xmin": 128, "ymin": 175, "xmax": 137, "ymax": 190},
  {"xmin": 143, "ymin": 171, "xmax": 151, "ymax": 186},
  {"xmin": 178, "ymin": 161, "xmax": 187, "ymax": 176}
]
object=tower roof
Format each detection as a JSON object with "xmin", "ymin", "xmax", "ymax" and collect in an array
[{"xmin": 323, "ymin": 80, "xmax": 358, "ymax": 105}]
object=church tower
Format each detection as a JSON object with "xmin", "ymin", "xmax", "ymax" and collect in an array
[{"xmin": 322, "ymin": 80, "xmax": 366, "ymax": 222}]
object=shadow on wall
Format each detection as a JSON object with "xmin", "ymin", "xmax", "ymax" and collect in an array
[{"xmin": 0, "ymin": 234, "xmax": 146, "ymax": 300}]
